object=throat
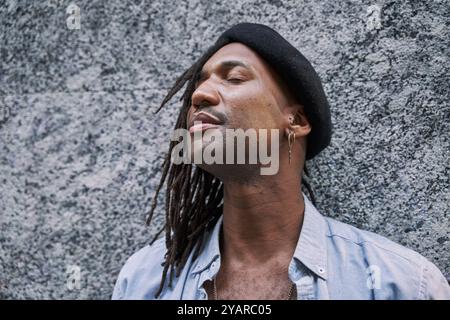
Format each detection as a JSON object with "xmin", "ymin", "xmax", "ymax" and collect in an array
[{"xmin": 220, "ymin": 183, "xmax": 306, "ymax": 263}]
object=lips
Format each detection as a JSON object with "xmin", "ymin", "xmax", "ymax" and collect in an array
[{"xmin": 189, "ymin": 112, "xmax": 223, "ymax": 133}]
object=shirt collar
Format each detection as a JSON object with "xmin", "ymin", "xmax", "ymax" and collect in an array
[
  {"xmin": 293, "ymin": 192, "xmax": 329, "ymax": 280},
  {"xmin": 190, "ymin": 192, "xmax": 329, "ymax": 280}
]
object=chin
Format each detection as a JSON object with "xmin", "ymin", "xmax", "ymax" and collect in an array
[{"xmin": 195, "ymin": 163, "xmax": 264, "ymax": 184}]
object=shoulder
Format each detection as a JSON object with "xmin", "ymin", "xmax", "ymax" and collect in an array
[
  {"xmin": 325, "ymin": 216, "xmax": 422, "ymax": 263},
  {"xmin": 323, "ymin": 216, "xmax": 450, "ymax": 299},
  {"xmin": 112, "ymin": 237, "xmax": 167, "ymax": 300},
  {"xmin": 120, "ymin": 237, "xmax": 167, "ymax": 275}
]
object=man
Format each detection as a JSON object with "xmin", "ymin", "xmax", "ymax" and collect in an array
[{"xmin": 112, "ymin": 23, "xmax": 449, "ymax": 299}]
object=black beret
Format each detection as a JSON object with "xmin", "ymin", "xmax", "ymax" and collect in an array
[{"xmin": 196, "ymin": 23, "xmax": 332, "ymax": 160}]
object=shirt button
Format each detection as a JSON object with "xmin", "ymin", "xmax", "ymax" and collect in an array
[
  {"xmin": 317, "ymin": 266, "xmax": 325, "ymax": 274},
  {"xmin": 200, "ymin": 292, "xmax": 206, "ymax": 299}
]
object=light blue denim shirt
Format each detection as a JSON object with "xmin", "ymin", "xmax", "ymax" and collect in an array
[{"xmin": 112, "ymin": 192, "xmax": 450, "ymax": 300}]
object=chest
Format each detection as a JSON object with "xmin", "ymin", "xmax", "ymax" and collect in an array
[{"xmin": 204, "ymin": 269, "xmax": 296, "ymax": 300}]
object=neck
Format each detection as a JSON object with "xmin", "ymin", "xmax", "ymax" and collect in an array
[{"xmin": 219, "ymin": 161, "xmax": 305, "ymax": 268}]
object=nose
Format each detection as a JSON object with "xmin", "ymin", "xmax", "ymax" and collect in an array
[{"xmin": 191, "ymin": 80, "xmax": 220, "ymax": 110}]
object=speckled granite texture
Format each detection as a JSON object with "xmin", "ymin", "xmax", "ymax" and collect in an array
[{"xmin": 0, "ymin": 0, "xmax": 448, "ymax": 299}]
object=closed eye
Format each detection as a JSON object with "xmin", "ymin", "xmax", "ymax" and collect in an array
[{"xmin": 227, "ymin": 77, "xmax": 244, "ymax": 83}]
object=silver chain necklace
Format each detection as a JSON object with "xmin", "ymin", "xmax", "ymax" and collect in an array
[{"xmin": 212, "ymin": 277, "xmax": 295, "ymax": 300}]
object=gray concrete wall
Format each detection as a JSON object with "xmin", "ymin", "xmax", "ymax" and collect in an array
[{"xmin": 0, "ymin": 0, "xmax": 448, "ymax": 299}]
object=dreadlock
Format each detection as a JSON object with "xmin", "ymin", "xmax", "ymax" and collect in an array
[{"xmin": 145, "ymin": 45, "xmax": 317, "ymax": 299}]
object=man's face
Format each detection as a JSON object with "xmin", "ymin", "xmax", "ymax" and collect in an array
[{"xmin": 186, "ymin": 42, "xmax": 293, "ymax": 177}]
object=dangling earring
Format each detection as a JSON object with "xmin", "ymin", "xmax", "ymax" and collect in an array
[
  {"xmin": 288, "ymin": 130, "xmax": 295, "ymax": 164},
  {"xmin": 288, "ymin": 116, "xmax": 296, "ymax": 164}
]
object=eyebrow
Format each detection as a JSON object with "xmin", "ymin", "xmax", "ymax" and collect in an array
[{"xmin": 198, "ymin": 60, "xmax": 253, "ymax": 82}]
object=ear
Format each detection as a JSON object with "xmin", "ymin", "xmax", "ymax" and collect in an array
[{"xmin": 284, "ymin": 104, "xmax": 311, "ymax": 139}]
